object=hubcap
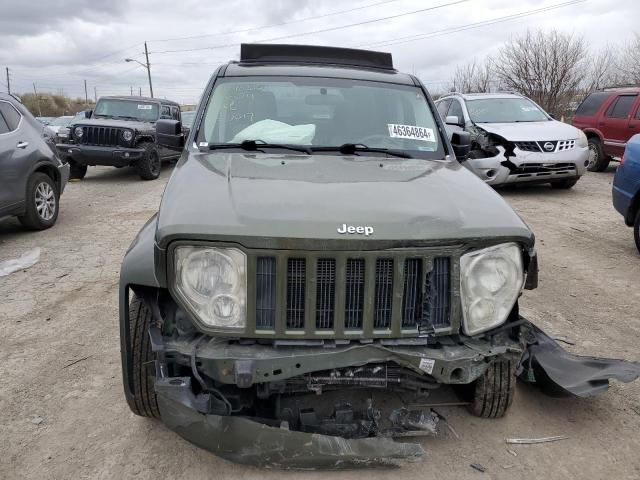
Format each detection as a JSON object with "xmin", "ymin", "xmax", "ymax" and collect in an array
[
  {"xmin": 587, "ymin": 144, "xmax": 598, "ymax": 168},
  {"xmin": 35, "ymin": 182, "xmax": 56, "ymax": 221}
]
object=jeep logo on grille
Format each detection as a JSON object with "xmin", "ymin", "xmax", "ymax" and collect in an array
[
  {"xmin": 337, "ymin": 224, "xmax": 374, "ymax": 236},
  {"xmin": 543, "ymin": 142, "xmax": 555, "ymax": 152}
]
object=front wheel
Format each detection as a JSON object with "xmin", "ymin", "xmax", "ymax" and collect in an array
[
  {"xmin": 136, "ymin": 142, "xmax": 161, "ymax": 180},
  {"xmin": 18, "ymin": 172, "xmax": 59, "ymax": 230},
  {"xmin": 126, "ymin": 295, "xmax": 160, "ymax": 418},
  {"xmin": 550, "ymin": 177, "xmax": 579, "ymax": 189},
  {"xmin": 587, "ymin": 137, "xmax": 610, "ymax": 172},
  {"xmin": 467, "ymin": 359, "xmax": 516, "ymax": 418}
]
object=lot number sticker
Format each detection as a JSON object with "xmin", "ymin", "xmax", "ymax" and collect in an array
[
  {"xmin": 137, "ymin": 104, "xmax": 153, "ymax": 110},
  {"xmin": 418, "ymin": 358, "xmax": 435, "ymax": 374},
  {"xmin": 388, "ymin": 124, "xmax": 435, "ymax": 142}
]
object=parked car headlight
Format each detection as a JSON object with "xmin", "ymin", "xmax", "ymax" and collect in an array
[
  {"xmin": 74, "ymin": 126, "xmax": 83, "ymax": 138},
  {"xmin": 460, "ymin": 243, "xmax": 523, "ymax": 336},
  {"xmin": 576, "ymin": 130, "xmax": 588, "ymax": 148},
  {"xmin": 174, "ymin": 247, "xmax": 246, "ymax": 330},
  {"xmin": 122, "ymin": 130, "xmax": 133, "ymax": 142}
]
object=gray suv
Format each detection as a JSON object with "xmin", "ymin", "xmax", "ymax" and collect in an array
[{"xmin": 0, "ymin": 93, "xmax": 69, "ymax": 230}]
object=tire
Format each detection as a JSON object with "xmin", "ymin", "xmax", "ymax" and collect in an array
[
  {"xmin": 127, "ymin": 294, "xmax": 160, "ymax": 418},
  {"xmin": 18, "ymin": 172, "xmax": 59, "ymax": 230},
  {"xmin": 467, "ymin": 359, "xmax": 516, "ymax": 418},
  {"xmin": 136, "ymin": 142, "xmax": 161, "ymax": 180},
  {"xmin": 550, "ymin": 177, "xmax": 579, "ymax": 189},
  {"xmin": 634, "ymin": 209, "xmax": 640, "ymax": 255},
  {"xmin": 587, "ymin": 137, "xmax": 610, "ymax": 172},
  {"xmin": 69, "ymin": 161, "xmax": 87, "ymax": 180}
]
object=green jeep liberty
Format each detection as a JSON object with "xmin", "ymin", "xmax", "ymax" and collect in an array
[{"xmin": 118, "ymin": 44, "xmax": 640, "ymax": 469}]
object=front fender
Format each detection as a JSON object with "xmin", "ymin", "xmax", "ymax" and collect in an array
[{"xmin": 119, "ymin": 213, "xmax": 160, "ymax": 406}]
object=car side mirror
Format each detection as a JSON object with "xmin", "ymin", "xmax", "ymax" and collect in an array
[
  {"xmin": 451, "ymin": 131, "xmax": 471, "ymax": 161},
  {"xmin": 445, "ymin": 115, "xmax": 463, "ymax": 127},
  {"xmin": 156, "ymin": 119, "xmax": 185, "ymax": 150},
  {"xmin": 85, "ymin": 110, "xmax": 93, "ymax": 119}
]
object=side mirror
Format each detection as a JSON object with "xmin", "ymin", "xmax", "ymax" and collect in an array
[
  {"xmin": 85, "ymin": 110, "xmax": 93, "ymax": 119},
  {"xmin": 156, "ymin": 119, "xmax": 185, "ymax": 150},
  {"xmin": 445, "ymin": 115, "xmax": 463, "ymax": 127},
  {"xmin": 451, "ymin": 131, "xmax": 471, "ymax": 161}
]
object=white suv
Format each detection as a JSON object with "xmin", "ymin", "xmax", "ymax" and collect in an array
[{"xmin": 435, "ymin": 92, "xmax": 589, "ymax": 188}]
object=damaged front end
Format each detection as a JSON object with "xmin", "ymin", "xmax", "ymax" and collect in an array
[
  {"xmin": 130, "ymin": 290, "xmax": 640, "ymax": 469},
  {"xmin": 462, "ymin": 124, "xmax": 588, "ymax": 185}
]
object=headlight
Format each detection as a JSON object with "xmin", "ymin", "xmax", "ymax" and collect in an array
[
  {"xmin": 122, "ymin": 130, "xmax": 133, "ymax": 142},
  {"xmin": 576, "ymin": 130, "xmax": 588, "ymax": 148},
  {"xmin": 74, "ymin": 126, "xmax": 83, "ymax": 138},
  {"xmin": 174, "ymin": 247, "xmax": 246, "ymax": 330},
  {"xmin": 460, "ymin": 243, "xmax": 524, "ymax": 336}
]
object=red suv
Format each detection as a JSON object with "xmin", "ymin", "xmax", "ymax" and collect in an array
[{"xmin": 572, "ymin": 87, "xmax": 640, "ymax": 171}]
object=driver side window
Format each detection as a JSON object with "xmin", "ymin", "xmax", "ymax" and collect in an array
[{"xmin": 447, "ymin": 99, "xmax": 464, "ymax": 123}]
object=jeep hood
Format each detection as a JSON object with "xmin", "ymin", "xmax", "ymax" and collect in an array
[
  {"xmin": 156, "ymin": 152, "xmax": 533, "ymax": 247},
  {"xmin": 475, "ymin": 120, "xmax": 581, "ymax": 141},
  {"xmin": 72, "ymin": 117, "xmax": 153, "ymax": 131}
]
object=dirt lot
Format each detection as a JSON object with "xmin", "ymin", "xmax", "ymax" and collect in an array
[{"xmin": 1, "ymin": 165, "xmax": 639, "ymax": 480}]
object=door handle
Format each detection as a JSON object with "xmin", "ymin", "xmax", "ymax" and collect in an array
[{"xmin": 16, "ymin": 141, "xmax": 29, "ymax": 149}]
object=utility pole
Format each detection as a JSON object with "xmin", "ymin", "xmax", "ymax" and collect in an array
[
  {"xmin": 5, "ymin": 67, "xmax": 10, "ymax": 94},
  {"xmin": 139, "ymin": 86, "xmax": 142, "ymax": 96},
  {"xmin": 94, "ymin": 86, "xmax": 97, "ymax": 102},
  {"xmin": 33, "ymin": 83, "xmax": 42, "ymax": 116},
  {"xmin": 130, "ymin": 86, "xmax": 133, "ymax": 96},
  {"xmin": 84, "ymin": 79, "xmax": 88, "ymax": 106},
  {"xmin": 144, "ymin": 42, "xmax": 154, "ymax": 98}
]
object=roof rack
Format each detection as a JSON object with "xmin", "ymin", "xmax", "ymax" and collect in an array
[
  {"xmin": 598, "ymin": 84, "xmax": 640, "ymax": 91},
  {"xmin": 239, "ymin": 43, "xmax": 394, "ymax": 71}
]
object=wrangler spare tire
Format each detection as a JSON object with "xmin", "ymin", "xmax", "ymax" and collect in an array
[
  {"xmin": 467, "ymin": 359, "xmax": 516, "ymax": 418},
  {"xmin": 127, "ymin": 294, "xmax": 160, "ymax": 418}
]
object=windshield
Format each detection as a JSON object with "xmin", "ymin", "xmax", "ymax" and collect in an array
[
  {"xmin": 50, "ymin": 116, "xmax": 73, "ymax": 126},
  {"xmin": 182, "ymin": 111, "xmax": 196, "ymax": 127},
  {"xmin": 94, "ymin": 99, "xmax": 159, "ymax": 121},
  {"xmin": 466, "ymin": 97, "xmax": 549, "ymax": 123},
  {"xmin": 199, "ymin": 77, "xmax": 444, "ymax": 159}
]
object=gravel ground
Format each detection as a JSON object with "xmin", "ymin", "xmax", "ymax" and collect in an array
[{"xmin": 1, "ymin": 164, "xmax": 639, "ymax": 480}]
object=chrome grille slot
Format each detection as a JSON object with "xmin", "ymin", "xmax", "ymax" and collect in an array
[
  {"xmin": 315, "ymin": 259, "xmax": 336, "ymax": 329},
  {"xmin": 344, "ymin": 259, "xmax": 365, "ymax": 329},
  {"xmin": 256, "ymin": 257, "xmax": 276, "ymax": 329},
  {"xmin": 373, "ymin": 258, "xmax": 394, "ymax": 329},
  {"xmin": 286, "ymin": 258, "xmax": 306, "ymax": 329}
]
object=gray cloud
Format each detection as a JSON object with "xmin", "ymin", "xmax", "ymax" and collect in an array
[{"xmin": 0, "ymin": 0, "xmax": 638, "ymax": 103}]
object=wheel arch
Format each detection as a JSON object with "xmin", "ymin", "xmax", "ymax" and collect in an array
[
  {"xmin": 30, "ymin": 160, "xmax": 61, "ymax": 193},
  {"xmin": 625, "ymin": 191, "xmax": 640, "ymax": 226}
]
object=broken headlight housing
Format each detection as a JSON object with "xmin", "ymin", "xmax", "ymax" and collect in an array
[
  {"xmin": 174, "ymin": 246, "xmax": 247, "ymax": 330},
  {"xmin": 460, "ymin": 243, "xmax": 524, "ymax": 336}
]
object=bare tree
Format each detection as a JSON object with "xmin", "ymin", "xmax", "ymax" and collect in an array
[
  {"xmin": 583, "ymin": 45, "xmax": 620, "ymax": 91},
  {"xmin": 450, "ymin": 58, "xmax": 494, "ymax": 93},
  {"xmin": 492, "ymin": 29, "xmax": 586, "ymax": 116},
  {"xmin": 618, "ymin": 33, "xmax": 640, "ymax": 84}
]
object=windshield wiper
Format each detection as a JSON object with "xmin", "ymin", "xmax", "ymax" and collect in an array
[
  {"xmin": 312, "ymin": 143, "xmax": 411, "ymax": 158},
  {"xmin": 207, "ymin": 140, "xmax": 312, "ymax": 154}
]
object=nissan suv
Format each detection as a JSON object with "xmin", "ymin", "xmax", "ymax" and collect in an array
[
  {"xmin": 436, "ymin": 92, "xmax": 589, "ymax": 188},
  {"xmin": 118, "ymin": 44, "xmax": 640, "ymax": 469},
  {"xmin": 572, "ymin": 87, "xmax": 640, "ymax": 171}
]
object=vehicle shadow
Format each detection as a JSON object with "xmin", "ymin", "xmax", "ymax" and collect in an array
[{"xmin": 75, "ymin": 162, "xmax": 175, "ymax": 184}]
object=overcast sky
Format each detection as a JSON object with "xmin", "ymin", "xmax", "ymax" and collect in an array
[{"xmin": 0, "ymin": 0, "xmax": 637, "ymax": 104}]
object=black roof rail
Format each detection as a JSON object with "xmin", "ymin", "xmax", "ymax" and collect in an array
[{"xmin": 239, "ymin": 43, "xmax": 395, "ymax": 71}]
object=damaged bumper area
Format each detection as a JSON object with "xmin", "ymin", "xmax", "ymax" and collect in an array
[
  {"xmin": 149, "ymin": 328, "xmax": 523, "ymax": 468},
  {"xmin": 518, "ymin": 323, "xmax": 640, "ymax": 397},
  {"xmin": 145, "ymin": 318, "xmax": 640, "ymax": 469},
  {"xmin": 465, "ymin": 145, "xmax": 589, "ymax": 186}
]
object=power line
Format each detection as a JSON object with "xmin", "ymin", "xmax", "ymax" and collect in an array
[
  {"xmin": 362, "ymin": 0, "xmax": 586, "ymax": 48},
  {"xmin": 150, "ymin": 0, "xmax": 404, "ymax": 43},
  {"xmin": 150, "ymin": 0, "xmax": 470, "ymax": 54}
]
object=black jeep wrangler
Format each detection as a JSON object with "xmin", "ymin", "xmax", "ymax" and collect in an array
[{"xmin": 57, "ymin": 96, "xmax": 182, "ymax": 180}]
